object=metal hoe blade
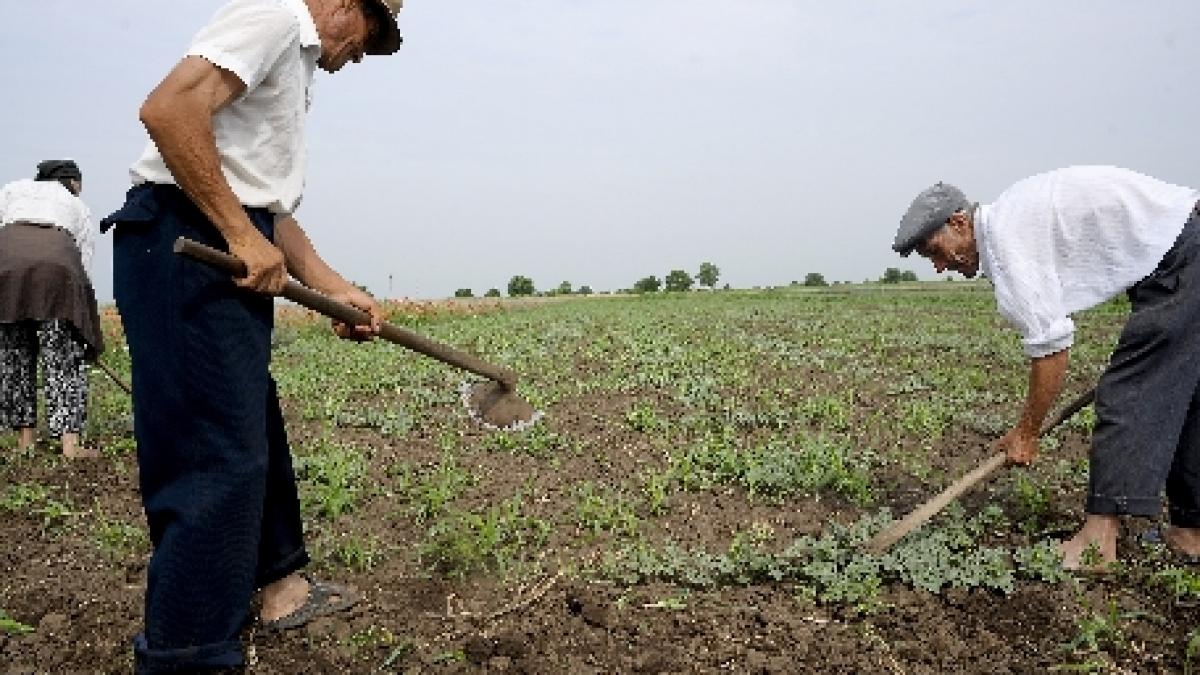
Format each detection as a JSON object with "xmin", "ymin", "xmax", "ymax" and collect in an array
[{"xmin": 460, "ymin": 380, "xmax": 544, "ymax": 432}]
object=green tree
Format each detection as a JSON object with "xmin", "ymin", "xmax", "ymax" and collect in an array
[
  {"xmin": 803, "ymin": 272, "xmax": 828, "ymax": 287},
  {"xmin": 577, "ymin": 285, "xmax": 593, "ymax": 295},
  {"xmin": 633, "ymin": 276, "xmax": 661, "ymax": 293},
  {"xmin": 697, "ymin": 262, "xmax": 720, "ymax": 289},
  {"xmin": 454, "ymin": 288, "xmax": 473, "ymax": 298},
  {"xmin": 507, "ymin": 275, "xmax": 535, "ymax": 297},
  {"xmin": 664, "ymin": 269, "xmax": 694, "ymax": 292},
  {"xmin": 880, "ymin": 267, "xmax": 904, "ymax": 284},
  {"xmin": 556, "ymin": 280, "xmax": 572, "ymax": 295},
  {"xmin": 900, "ymin": 270, "xmax": 918, "ymax": 282},
  {"xmin": 484, "ymin": 288, "xmax": 501, "ymax": 298}
]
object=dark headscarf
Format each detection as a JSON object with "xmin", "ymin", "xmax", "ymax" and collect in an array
[{"xmin": 35, "ymin": 160, "xmax": 82, "ymax": 194}]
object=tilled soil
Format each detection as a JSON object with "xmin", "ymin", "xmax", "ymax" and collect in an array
[
  {"xmin": 4, "ymin": 423, "xmax": 1198, "ymax": 674},
  {"xmin": 4, "ymin": 292, "xmax": 1198, "ymax": 673}
]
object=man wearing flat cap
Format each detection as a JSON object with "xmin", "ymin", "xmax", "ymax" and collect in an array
[
  {"xmin": 894, "ymin": 166, "xmax": 1200, "ymax": 571},
  {"xmin": 101, "ymin": 0, "xmax": 402, "ymax": 670}
]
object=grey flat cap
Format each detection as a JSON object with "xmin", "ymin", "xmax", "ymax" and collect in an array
[{"xmin": 893, "ymin": 182, "xmax": 970, "ymax": 256}]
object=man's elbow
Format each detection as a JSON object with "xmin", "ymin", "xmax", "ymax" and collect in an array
[
  {"xmin": 139, "ymin": 96, "xmax": 165, "ymax": 135},
  {"xmin": 138, "ymin": 90, "xmax": 182, "ymax": 139}
]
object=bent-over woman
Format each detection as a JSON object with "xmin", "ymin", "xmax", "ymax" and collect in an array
[{"xmin": 0, "ymin": 159, "xmax": 104, "ymax": 458}]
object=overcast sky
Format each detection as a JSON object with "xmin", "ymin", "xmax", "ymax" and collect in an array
[{"xmin": 3, "ymin": 1, "xmax": 1199, "ymax": 299}]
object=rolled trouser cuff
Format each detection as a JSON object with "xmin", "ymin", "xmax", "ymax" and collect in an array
[
  {"xmin": 1169, "ymin": 505, "xmax": 1200, "ymax": 528},
  {"xmin": 1086, "ymin": 493, "xmax": 1161, "ymax": 518},
  {"xmin": 256, "ymin": 546, "xmax": 310, "ymax": 589},
  {"xmin": 134, "ymin": 633, "xmax": 243, "ymax": 674}
]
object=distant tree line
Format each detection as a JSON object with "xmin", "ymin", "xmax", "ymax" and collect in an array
[
  {"xmin": 452, "ymin": 275, "xmax": 597, "ymax": 299},
  {"xmin": 451, "ymin": 262, "xmax": 928, "ymax": 299},
  {"xmin": 630, "ymin": 262, "xmax": 720, "ymax": 294},
  {"xmin": 880, "ymin": 267, "xmax": 919, "ymax": 283}
]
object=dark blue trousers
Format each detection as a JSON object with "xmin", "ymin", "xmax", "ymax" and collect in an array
[
  {"xmin": 1090, "ymin": 206, "xmax": 1200, "ymax": 526},
  {"xmin": 105, "ymin": 184, "xmax": 309, "ymax": 672}
]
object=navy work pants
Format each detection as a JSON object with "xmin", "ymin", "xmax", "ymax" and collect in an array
[
  {"xmin": 105, "ymin": 184, "xmax": 309, "ymax": 672},
  {"xmin": 1090, "ymin": 206, "xmax": 1200, "ymax": 527}
]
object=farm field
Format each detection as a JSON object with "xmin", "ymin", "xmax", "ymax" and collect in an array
[{"xmin": 2, "ymin": 284, "xmax": 1199, "ymax": 673}]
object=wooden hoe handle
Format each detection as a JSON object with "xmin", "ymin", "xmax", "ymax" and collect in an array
[
  {"xmin": 173, "ymin": 237, "xmax": 517, "ymax": 388},
  {"xmin": 864, "ymin": 386, "xmax": 1097, "ymax": 554}
]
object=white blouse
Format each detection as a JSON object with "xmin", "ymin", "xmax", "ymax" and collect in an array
[
  {"xmin": 978, "ymin": 166, "xmax": 1199, "ymax": 358},
  {"xmin": 0, "ymin": 178, "xmax": 96, "ymax": 280}
]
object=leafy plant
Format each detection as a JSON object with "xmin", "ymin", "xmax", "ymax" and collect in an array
[
  {"xmin": 1153, "ymin": 566, "xmax": 1200, "ymax": 603},
  {"xmin": 625, "ymin": 402, "xmax": 663, "ymax": 433},
  {"xmin": 1010, "ymin": 473, "xmax": 1052, "ymax": 534},
  {"xmin": 1187, "ymin": 627, "xmax": 1200, "ymax": 675},
  {"xmin": 420, "ymin": 496, "xmax": 551, "ymax": 577},
  {"xmin": 1063, "ymin": 600, "xmax": 1127, "ymax": 656},
  {"xmin": 345, "ymin": 624, "xmax": 397, "ymax": 653},
  {"xmin": 643, "ymin": 595, "xmax": 688, "ymax": 610},
  {"xmin": 332, "ymin": 535, "xmax": 385, "ymax": 572},
  {"xmin": 394, "ymin": 455, "xmax": 475, "ymax": 522},
  {"xmin": 93, "ymin": 506, "xmax": 149, "ymax": 562},
  {"xmin": 797, "ymin": 394, "xmax": 850, "ymax": 431},
  {"xmin": 0, "ymin": 609, "xmax": 34, "ymax": 636},
  {"xmin": 575, "ymin": 482, "xmax": 641, "ymax": 538},
  {"xmin": 1013, "ymin": 541, "xmax": 1068, "ymax": 583},
  {"xmin": 0, "ymin": 483, "xmax": 49, "ymax": 512},
  {"xmin": 668, "ymin": 432, "xmax": 873, "ymax": 504},
  {"xmin": 641, "ymin": 469, "xmax": 672, "ymax": 516},
  {"xmin": 36, "ymin": 497, "xmax": 80, "ymax": 534},
  {"xmin": 295, "ymin": 438, "xmax": 368, "ymax": 520},
  {"xmin": 898, "ymin": 397, "xmax": 954, "ymax": 439}
]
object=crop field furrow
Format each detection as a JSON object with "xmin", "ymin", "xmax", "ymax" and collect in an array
[{"xmin": 3, "ymin": 287, "xmax": 1196, "ymax": 673}]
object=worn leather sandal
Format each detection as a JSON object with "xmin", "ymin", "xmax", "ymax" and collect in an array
[
  {"xmin": 1140, "ymin": 527, "xmax": 1200, "ymax": 565},
  {"xmin": 260, "ymin": 576, "xmax": 360, "ymax": 632}
]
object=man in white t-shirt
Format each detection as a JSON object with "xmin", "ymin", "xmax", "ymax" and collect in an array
[
  {"xmin": 893, "ymin": 166, "xmax": 1200, "ymax": 571},
  {"xmin": 101, "ymin": 1, "xmax": 402, "ymax": 671}
]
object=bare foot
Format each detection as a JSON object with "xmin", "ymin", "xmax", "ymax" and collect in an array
[
  {"xmin": 61, "ymin": 433, "xmax": 99, "ymax": 459},
  {"xmin": 1163, "ymin": 526, "xmax": 1200, "ymax": 557},
  {"xmin": 260, "ymin": 573, "xmax": 311, "ymax": 623},
  {"xmin": 16, "ymin": 427, "xmax": 36, "ymax": 452},
  {"xmin": 1059, "ymin": 515, "xmax": 1119, "ymax": 571}
]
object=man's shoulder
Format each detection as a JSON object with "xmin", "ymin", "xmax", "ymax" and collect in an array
[
  {"xmin": 992, "ymin": 172, "xmax": 1060, "ymax": 215},
  {"xmin": 202, "ymin": 0, "xmax": 300, "ymax": 40},
  {"xmin": 189, "ymin": 0, "xmax": 304, "ymax": 83},
  {"xmin": 213, "ymin": 0, "xmax": 294, "ymax": 20},
  {"xmin": 1002, "ymin": 166, "xmax": 1169, "ymax": 198},
  {"xmin": 0, "ymin": 178, "xmax": 28, "ymax": 193}
]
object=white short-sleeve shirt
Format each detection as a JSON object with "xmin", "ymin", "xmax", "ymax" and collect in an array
[
  {"xmin": 129, "ymin": 0, "xmax": 321, "ymax": 215},
  {"xmin": 0, "ymin": 179, "xmax": 96, "ymax": 280},
  {"xmin": 978, "ymin": 166, "xmax": 1199, "ymax": 358}
]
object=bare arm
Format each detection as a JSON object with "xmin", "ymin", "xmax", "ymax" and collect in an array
[
  {"xmin": 996, "ymin": 347, "xmax": 1069, "ymax": 464},
  {"xmin": 275, "ymin": 215, "xmax": 382, "ymax": 338},
  {"xmin": 139, "ymin": 56, "xmax": 286, "ymax": 293},
  {"xmin": 275, "ymin": 215, "xmax": 354, "ymax": 295}
]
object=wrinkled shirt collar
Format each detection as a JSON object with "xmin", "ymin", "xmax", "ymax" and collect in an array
[{"xmin": 281, "ymin": 0, "xmax": 321, "ymax": 51}]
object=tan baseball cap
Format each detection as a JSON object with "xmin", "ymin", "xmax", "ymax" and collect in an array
[{"xmin": 364, "ymin": 0, "xmax": 403, "ymax": 55}]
